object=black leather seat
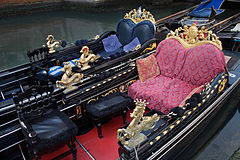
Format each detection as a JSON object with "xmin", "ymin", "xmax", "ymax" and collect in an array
[
  {"xmin": 85, "ymin": 92, "xmax": 134, "ymax": 138},
  {"xmin": 13, "ymin": 85, "xmax": 78, "ymax": 159}
]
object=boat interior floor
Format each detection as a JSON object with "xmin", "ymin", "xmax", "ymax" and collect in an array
[
  {"xmin": 41, "ymin": 111, "xmax": 134, "ymax": 160},
  {"xmin": 1, "ymin": 50, "xmax": 240, "ymax": 160}
]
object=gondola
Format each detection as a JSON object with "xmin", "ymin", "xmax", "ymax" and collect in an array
[
  {"xmin": 116, "ymin": 23, "xmax": 240, "ymax": 160},
  {"xmin": 155, "ymin": 0, "xmax": 240, "ymax": 43},
  {"xmin": 0, "ymin": 7, "xmax": 158, "ymax": 160},
  {"xmin": 0, "ymin": 7, "xmax": 157, "ymax": 103},
  {"xmin": 207, "ymin": 12, "xmax": 240, "ymax": 51},
  {"xmin": 2, "ymin": 22, "xmax": 240, "ymax": 160},
  {"xmin": 155, "ymin": 0, "xmax": 225, "ymax": 31},
  {"xmin": 1, "ymin": 5, "xmax": 240, "ymax": 160}
]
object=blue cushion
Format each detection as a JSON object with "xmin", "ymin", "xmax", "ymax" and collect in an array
[
  {"xmin": 41, "ymin": 66, "xmax": 63, "ymax": 77},
  {"xmin": 116, "ymin": 19, "xmax": 135, "ymax": 46},
  {"xmin": 102, "ymin": 35, "xmax": 122, "ymax": 52},
  {"xmin": 123, "ymin": 37, "xmax": 141, "ymax": 53},
  {"xmin": 67, "ymin": 58, "xmax": 80, "ymax": 68},
  {"xmin": 132, "ymin": 21, "xmax": 155, "ymax": 44},
  {"xmin": 75, "ymin": 39, "xmax": 88, "ymax": 46}
]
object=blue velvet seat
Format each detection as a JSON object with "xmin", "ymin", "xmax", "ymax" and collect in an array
[{"xmin": 97, "ymin": 19, "xmax": 155, "ymax": 60}]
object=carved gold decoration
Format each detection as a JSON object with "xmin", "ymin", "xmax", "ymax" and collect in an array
[
  {"xmin": 76, "ymin": 105, "xmax": 82, "ymax": 118},
  {"xmin": 56, "ymin": 62, "xmax": 83, "ymax": 92},
  {"xmin": 87, "ymin": 98, "xmax": 99, "ymax": 104},
  {"xmin": 166, "ymin": 23, "xmax": 222, "ymax": 50},
  {"xmin": 126, "ymin": 80, "xmax": 137, "ymax": 89},
  {"xmin": 46, "ymin": 35, "xmax": 61, "ymax": 54},
  {"xmin": 218, "ymin": 78, "xmax": 227, "ymax": 93},
  {"xmin": 102, "ymin": 88, "xmax": 119, "ymax": 97},
  {"xmin": 142, "ymin": 43, "xmax": 157, "ymax": 53},
  {"xmin": 75, "ymin": 46, "xmax": 100, "ymax": 71},
  {"xmin": 124, "ymin": 7, "xmax": 155, "ymax": 24},
  {"xmin": 117, "ymin": 99, "xmax": 159, "ymax": 148}
]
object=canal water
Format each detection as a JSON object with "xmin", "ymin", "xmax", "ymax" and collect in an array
[{"xmin": 0, "ymin": 5, "xmax": 240, "ymax": 160}]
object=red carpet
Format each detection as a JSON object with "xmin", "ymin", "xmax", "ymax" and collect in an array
[{"xmin": 42, "ymin": 113, "xmax": 132, "ymax": 160}]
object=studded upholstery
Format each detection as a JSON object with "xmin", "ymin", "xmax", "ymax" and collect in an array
[{"xmin": 128, "ymin": 39, "xmax": 226, "ymax": 113}]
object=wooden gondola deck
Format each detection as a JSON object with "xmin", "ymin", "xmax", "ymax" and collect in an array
[{"xmin": 35, "ymin": 48, "xmax": 240, "ymax": 160}]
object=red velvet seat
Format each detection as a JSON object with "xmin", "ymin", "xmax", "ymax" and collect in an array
[{"xmin": 128, "ymin": 38, "xmax": 226, "ymax": 114}]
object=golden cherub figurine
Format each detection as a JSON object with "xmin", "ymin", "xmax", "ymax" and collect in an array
[
  {"xmin": 75, "ymin": 46, "xmax": 100, "ymax": 71},
  {"xmin": 56, "ymin": 62, "xmax": 83, "ymax": 92},
  {"xmin": 46, "ymin": 35, "xmax": 61, "ymax": 54}
]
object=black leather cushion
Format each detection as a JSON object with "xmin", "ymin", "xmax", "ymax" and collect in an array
[
  {"xmin": 132, "ymin": 20, "xmax": 155, "ymax": 44},
  {"xmin": 23, "ymin": 110, "xmax": 78, "ymax": 154},
  {"xmin": 116, "ymin": 19, "xmax": 135, "ymax": 46},
  {"xmin": 86, "ymin": 92, "xmax": 134, "ymax": 119}
]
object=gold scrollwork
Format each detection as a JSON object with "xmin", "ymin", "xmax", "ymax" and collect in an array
[
  {"xmin": 87, "ymin": 98, "xmax": 99, "ymax": 104},
  {"xmin": 166, "ymin": 23, "xmax": 222, "ymax": 50},
  {"xmin": 126, "ymin": 80, "xmax": 137, "ymax": 89},
  {"xmin": 124, "ymin": 7, "xmax": 155, "ymax": 24},
  {"xmin": 102, "ymin": 88, "xmax": 119, "ymax": 97},
  {"xmin": 142, "ymin": 43, "xmax": 157, "ymax": 53},
  {"xmin": 218, "ymin": 78, "xmax": 227, "ymax": 93}
]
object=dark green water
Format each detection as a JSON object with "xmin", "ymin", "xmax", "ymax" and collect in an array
[
  {"xmin": 0, "ymin": 5, "xmax": 240, "ymax": 160},
  {"xmin": 0, "ymin": 6, "xmax": 187, "ymax": 70}
]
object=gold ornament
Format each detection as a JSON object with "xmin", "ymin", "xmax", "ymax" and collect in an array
[
  {"xmin": 46, "ymin": 35, "xmax": 61, "ymax": 54},
  {"xmin": 56, "ymin": 62, "xmax": 83, "ymax": 92},
  {"xmin": 124, "ymin": 7, "xmax": 155, "ymax": 24},
  {"xmin": 75, "ymin": 46, "xmax": 100, "ymax": 71},
  {"xmin": 218, "ymin": 78, "xmax": 227, "ymax": 93},
  {"xmin": 117, "ymin": 99, "xmax": 159, "ymax": 148},
  {"xmin": 166, "ymin": 23, "xmax": 222, "ymax": 50}
]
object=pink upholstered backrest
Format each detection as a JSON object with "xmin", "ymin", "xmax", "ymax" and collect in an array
[
  {"xmin": 155, "ymin": 39, "xmax": 226, "ymax": 86},
  {"xmin": 177, "ymin": 43, "xmax": 226, "ymax": 86},
  {"xmin": 155, "ymin": 39, "xmax": 186, "ymax": 78}
]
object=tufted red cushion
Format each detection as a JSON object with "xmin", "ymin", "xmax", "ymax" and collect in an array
[
  {"xmin": 128, "ymin": 39, "xmax": 226, "ymax": 113},
  {"xmin": 137, "ymin": 54, "xmax": 160, "ymax": 82}
]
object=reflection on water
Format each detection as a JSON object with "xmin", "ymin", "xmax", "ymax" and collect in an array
[
  {"xmin": 0, "ymin": 5, "xmax": 240, "ymax": 159},
  {"xmin": 0, "ymin": 6, "xmax": 188, "ymax": 70},
  {"xmin": 194, "ymin": 105, "xmax": 240, "ymax": 160}
]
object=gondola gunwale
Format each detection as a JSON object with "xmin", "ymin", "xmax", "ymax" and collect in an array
[{"xmin": 147, "ymin": 77, "xmax": 240, "ymax": 160}]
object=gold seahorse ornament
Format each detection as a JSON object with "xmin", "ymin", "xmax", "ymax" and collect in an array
[
  {"xmin": 46, "ymin": 35, "xmax": 61, "ymax": 54},
  {"xmin": 75, "ymin": 46, "xmax": 100, "ymax": 71},
  {"xmin": 56, "ymin": 62, "xmax": 83, "ymax": 93},
  {"xmin": 117, "ymin": 99, "xmax": 159, "ymax": 148}
]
